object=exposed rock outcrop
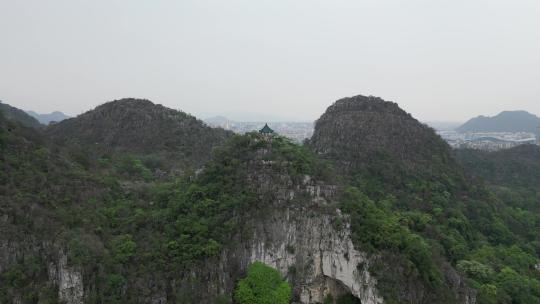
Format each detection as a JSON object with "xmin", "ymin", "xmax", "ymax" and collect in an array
[
  {"xmin": 48, "ymin": 251, "xmax": 84, "ymax": 304},
  {"xmin": 226, "ymin": 182, "xmax": 382, "ymax": 304}
]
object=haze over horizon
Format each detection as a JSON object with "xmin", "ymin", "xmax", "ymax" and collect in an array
[{"xmin": 1, "ymin": 0, "xmax": 539, "ymax": 122}]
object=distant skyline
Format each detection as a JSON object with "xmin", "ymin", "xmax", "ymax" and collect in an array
[
  {"xmin": 1, "ymin": 0, "xmax": 539, "ymax": 122},
  {"xmin": 7, "ymin": 100, "xmax": 540, "ymax": 125}
]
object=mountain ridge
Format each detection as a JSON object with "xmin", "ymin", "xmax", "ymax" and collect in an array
[
  {"xmin": 27, "ymin": 110, "xmax": 70, "ymax": 125},
  {"xmin": 457, "ymin": 110, "xmax": 540, "ymax": 135},
  {"xmin": 0, "ymin": 101, "xmax": 43, "ymax": 129}
]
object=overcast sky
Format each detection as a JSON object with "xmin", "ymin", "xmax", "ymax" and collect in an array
[{"xmin": 1, "ymin": 0, "xmax": 539, "ymax": 122}]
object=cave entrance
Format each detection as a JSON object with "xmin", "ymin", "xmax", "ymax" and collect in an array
[{"xmin": 321, "ymin": 276, "xmax": 362, "ymax": 304}]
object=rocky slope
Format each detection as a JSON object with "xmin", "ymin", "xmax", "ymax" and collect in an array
[{"xmin": 168, "ymin": 148, "xmax": 382, "ymax": 303}]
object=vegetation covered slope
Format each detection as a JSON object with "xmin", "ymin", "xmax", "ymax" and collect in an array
[
  {"xmin": 0, "ymin": 110, "xmax": 109, "ymax": 303},
  {"xmin": 307, "ymin": 95, "xmax": 458, "ymax": 174},
  {"xmin": 46, "ymin": 98, "xmax": 233, "ymax": 169},
  {"xmin": 456, "ymin": 145, "xmax": 540, "ymax": 190},
  {"xmin": 309, "ymin": 95, "xmax": 540, "ymax": 304},
  {"xmin": 307, "ymin": 94, "xmax": 464, "ymax": 198},
  {"xmin": 0, "ymin": 101, "xmax": 42, "ymax": 129},
  {"xmin": 1, "ymin": 115, "xmax": 329, "ymax": 303}
]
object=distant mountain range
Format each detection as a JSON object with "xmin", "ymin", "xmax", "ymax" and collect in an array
[
  {"xmin": 457, "ymin": 110, "xmax": 540, "ymax": 134},
  {"xmin": 26, "ymin": 110, "xmax": 70, "ymax": 125},
  {"xmin": 0, "ymin": 100, "xmax": 70, "ymax": 127},
  {"xmin": 0, "ymin": 101, "xmax": 42, "ymax": 128}
]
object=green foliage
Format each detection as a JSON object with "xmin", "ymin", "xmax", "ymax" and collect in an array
[
  {"xmin": 3, "ymin": 266, "xmax": 26, "ymax": 288},
  {"xmin": 495, "ymin": 267, "xmax": 540, "ymax": 304},
  {"xmin": 234, "ymin": 262, "xmax": 291, "ymax": 304},
  {"xmin": 117, "ymin": 154, "xmax": 153, "ymax": 181},
  {"xmin": 341, "ymin": 187, "xmax": 442, "ymax": 286},
  {"xmin": 344, "ymin": 145, "xmax": 540, "ymax": 303},
  {"xmin": 67, "ymin": 233, "xmax": 102, "ymax": 266},
  {"xmin": 110, "ymin": 234, "xmax": 137, "ymax": 264},
  {"xmin": 103, "ymin": 273, "xmax": 127, "ymax": 302},
  {"xmin": 457, "ymin": 260, "xmax": 494, "ymax": 283},
  {"xmin": 0, "ymin": 256, "xmax": 49, "ymax": 302},
  {"xmin": 457, "ymin": 146, "xmax": 540, "ymax": 190},
  {"xmin": 0, "ymin": 102, "xmax": 42, "ymax": 129}
]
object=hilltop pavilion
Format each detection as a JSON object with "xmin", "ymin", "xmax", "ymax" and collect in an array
[{"xmin": 259, "ymin": 123, "xmax": 274, "ymax": 135}]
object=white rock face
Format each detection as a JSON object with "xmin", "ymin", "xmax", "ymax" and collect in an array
[
  {"xmin": 48, "ymin": 251, "xmax": 84, "ymax": 304},
  {"xmin": 216, "ymin": 170, "xmax": 382, "ymax": 304},
  {"xmin": 237, "ymin": 170, "xmax": 383, "ymax": 304},
  {"xmin": 246, "ymin": 212, "xmax": 382, "ymax": 304}
]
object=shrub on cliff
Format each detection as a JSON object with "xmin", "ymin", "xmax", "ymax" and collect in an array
[{"xmin": 234, "ymin": 262, "xmax": 291, "ymax": 304}]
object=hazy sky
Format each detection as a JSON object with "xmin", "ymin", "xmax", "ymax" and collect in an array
[{"xmin": 1, "ymin": 0, "xmax": 539, "ymax": 122}]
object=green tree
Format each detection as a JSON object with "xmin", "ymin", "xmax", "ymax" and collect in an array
[
  {"xmin": 234, "ymin": 262, "xmax": 291, "ymax": 304},
  {"xmin": 110, "ymin": 234, "xmax": 137, "ymax": 263}
]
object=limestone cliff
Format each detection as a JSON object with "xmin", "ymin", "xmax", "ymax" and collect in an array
[{"xmin": 162, "ymin": 136, "xmax": 383, "ymax": 303}]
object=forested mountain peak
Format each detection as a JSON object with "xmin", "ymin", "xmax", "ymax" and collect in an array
[
  {"xmin": 322, "ymin": 95, "xmax": 411, "ymax": 117},
  {"xmin": 307, "ymin": 95, "xmax": 459, "ymax": 184},
  {"xmin": 45, "ymin": 98, "xmax": 233, "ymax": 167}
]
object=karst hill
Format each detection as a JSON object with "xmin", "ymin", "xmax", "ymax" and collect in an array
[
  {"xmin": 307, "ymin": 95, "xmax": 463, "ymax": 193},
  {"xmin": 1, "ymin": 95, "xmax": 539, "ymax": 304},
  {"xmin": 45, "ymin": 98, "xmax": 233, "ymax": 167}
]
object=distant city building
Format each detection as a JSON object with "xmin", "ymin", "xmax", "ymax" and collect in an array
[
  {"xmin": 205, "ymin": 117, "xmax": 314, "ymax": 143},
  {"xmin": 206, "ymin": 117, "xmax": 539, "ymax": 150},
  {"xmin": 437, "ymin": 130, "xmax": 538, "ymax": 151}
]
